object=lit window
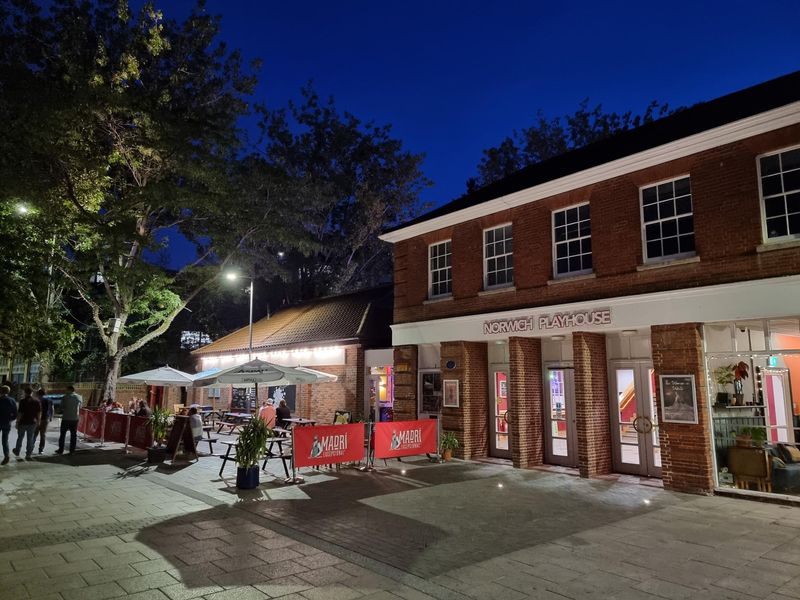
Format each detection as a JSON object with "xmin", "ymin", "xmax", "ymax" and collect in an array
[
  {"xmin": 641, "ymin": 176, "xmax": 695, "ymax": 261},
  {"xmin": 553, "ymin": 204, "xmax": 591, "ymax": 276},
  {"xmin": 429, "ymin": 240, "xmax": 452, "ymax": 298},
  {"xmin": 484, "ymin": 224, "xmax": 514, "ymax": 288},
  {"xmin": 760, "ymin": 147, "xmax": 800, "ymax": 240}
]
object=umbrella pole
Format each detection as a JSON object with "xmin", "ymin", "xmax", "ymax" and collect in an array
[{"xmin": 254, "ymin": 381, "xmax": 258, "ymax": 414}]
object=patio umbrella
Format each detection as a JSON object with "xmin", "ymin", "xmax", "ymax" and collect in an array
[
  {"xmin": 118, "ymin": 365, "xmax": 196, "ymax": 385},
  {"xmin": 193, "ymin": 359, "xmax": 337, "ymax": 387}
]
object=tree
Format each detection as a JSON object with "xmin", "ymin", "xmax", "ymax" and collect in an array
[
  {"xmin": 467, "ymin": 99, "xmax": 676, "ymax": 192},
  {"xmin": 0, "ymin": 0, "xmax": 297, "ymax": 399},
  {"xmin": 260, "ymin": 86, "xmax": 431, "ymax": 300}
]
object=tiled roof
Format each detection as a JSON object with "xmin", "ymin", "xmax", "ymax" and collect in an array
[{"xmin": 193, "ymin": 285, "xmax": 392, "ymax": 355}]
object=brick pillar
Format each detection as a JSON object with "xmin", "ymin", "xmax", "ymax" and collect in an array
[
  {"xmin": 441, "ymin": 341, "xmax": 488, "ymax": 459},
  {"xmin": 573, "ymin": 332, "xmax": 612, "ymax": 478},
  {"xmin": 651, "ymin": 323, "xmax": 714, "ymax": 494},
  {"xmin": 393, "ymin": 345, "xmax": 418, "ymax": 421},
  {"xmin": 354, "ymin": 345, "xmax": 365, "ymax": 421},
  {"xmin": 508, "ymin": 337, "xmax": 543, "ymax": 468}
]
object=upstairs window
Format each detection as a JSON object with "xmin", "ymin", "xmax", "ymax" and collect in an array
[
  {"xmin": 553, "ymin": 203, "xmax": 592, "ymax": 277},
  {"xmin": 484, "ymin": 224, "xmax": 514, "ymax": 288},
  {"xmin": 429, "ymin": 240, "xmax": 452, "ymax": 298},
  {"xmin": 641, "ymin": 176, "xmax": 695, "ymax": 262},
  {"xmin": 759, "ymin": 147, "xmax": 800, "ymax": 241}
]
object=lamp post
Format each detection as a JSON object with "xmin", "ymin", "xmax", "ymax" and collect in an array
[{"xmin": 225, "ymin": 271, "xmax": 254, "ymax": 360}]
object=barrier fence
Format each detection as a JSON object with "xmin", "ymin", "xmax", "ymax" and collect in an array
[{"xmin": 74, "ymin": 410, "xmax": 442, "ymax": 473}]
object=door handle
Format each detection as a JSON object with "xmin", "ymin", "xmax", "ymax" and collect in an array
[
  {"xmin": 641, "ymin": 416, "xmax": 654, "ymax": 434},
  {"xmin": 503, "ymin": 411, "xmax": 510, "ymax": 424},
  {"xmin": 632, "ymin": 416, "xmax": 643, "ymax": 434}
]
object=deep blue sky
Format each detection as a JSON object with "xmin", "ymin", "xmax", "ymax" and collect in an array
[{"xmin": 157, "ymin": 0, "xmax": 799, "ymax": 267}]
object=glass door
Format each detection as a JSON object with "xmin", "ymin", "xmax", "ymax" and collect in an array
[
  {"xmin": 544, "ymin": 367, "xmax": 577, "ymax": 466},
  {"xmin": 610, "ymin": 363, "xmax": 661, "ymax": 477},
  {"xmin": 489, "ymin": 369, "xmax": 511, "ymax": 458}
]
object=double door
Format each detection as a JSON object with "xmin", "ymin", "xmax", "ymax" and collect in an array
[
  {"xmin": 609, "ymin": 362, "xmax": 661, "ymax": 477},
  {"xmin": 544, "ymin": 366, "xmax": 578, "ymax": 466}
]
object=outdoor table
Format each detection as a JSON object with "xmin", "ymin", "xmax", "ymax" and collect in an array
[
  {"xmin": 197, "ymin": 425, "xmax": 217, "ymax": 455},
  {"xmin": 218, "ymin": 441, "xmax": 238, "ymax": 477},
  {"xmin": 216, "ymin": 412, "xmax": 253, "ymax": 435},
  {"xmin": 283, "ymin": 417, "xmax": 316, "ymax": 427},
  {"xmin": 261, "ymin": 435, "xmax": 292, "ymax": 478},
  {"xmin": 200, "ymin": 410, "xmax": 222, "ymax": 425}
]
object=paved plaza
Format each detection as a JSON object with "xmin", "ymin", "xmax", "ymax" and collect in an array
[{"xmin": 1, "ymin": 422, "xmax": 800, "ymax": 600}]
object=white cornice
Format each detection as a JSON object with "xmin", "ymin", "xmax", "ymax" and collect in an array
[{"xmin": 380, "ymin": 101, "xmax": 800, "ymax": 244}]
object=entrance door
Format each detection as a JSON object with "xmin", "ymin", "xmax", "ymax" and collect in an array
[
  {"xmin": 489, "ymin": 369, "xmax": 511, "ymax": 458},
  {"xmin": 610, "ymin": 363, "xmax": 661, "ymax": 477},
  {"xmin": 544, "ymin": 367, "xmax": 577, "ymax": 466}
]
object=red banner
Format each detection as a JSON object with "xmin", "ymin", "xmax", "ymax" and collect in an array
[
  {"xmin": 292, "ymin": 424, "xmax": 364, "ymax": 468},
  {"xmin": 374, "ymin": 420, "xmax": 438, "ymax": 459},
  {"xmin": 128, "ymin": 415, "xmax": 153, "ymax": 450},
  {"xmin": 104, "ymin": 412, "xmax": 129, "ymax": 444},
  {"xmin": 78, "ymin": 408, "xmax": 88, "ymax": 434},
  {"xmin": 84, "ymin": 410, "xmax": 105, "ymax": 440}
]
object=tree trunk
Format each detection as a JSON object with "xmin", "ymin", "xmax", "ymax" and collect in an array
[{"xmin": 101, "ymin": 355, "xmax": 122, "ymax": 403}]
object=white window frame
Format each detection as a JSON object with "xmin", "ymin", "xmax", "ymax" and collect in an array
[
  {"xmin": 757, "ymin": 143, "xmax": 800, "ymax": 244},
  {"xmin": 428, "ymin": 240, "xmax": 452, "ymax": 299},
  {"xmin": 552, "ymin": 202, "xmax": 592, "ymax": 278},
  {"xmin": 483, "ymin": 223, "xmax": 514, "ymax": 290},
  {"xmin": 639, "ymin": 174, "xmax": 696, "ymax": 264}
]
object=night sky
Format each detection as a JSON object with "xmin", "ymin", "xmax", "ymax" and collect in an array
[{"xmin": 158, "ymin": 0, "xmax": 799, "ymax": 268}]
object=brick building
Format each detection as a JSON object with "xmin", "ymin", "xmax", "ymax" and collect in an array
[
  {"xmin": 380, "ymin": 71, "xmax": 800, "ymax": 498},
  {"xmin": 191, "ymin": 286, "xmax": 395, "ymax": 425}
]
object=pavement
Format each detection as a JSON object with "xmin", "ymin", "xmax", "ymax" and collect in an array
[{"xmin": 1, "ymin": 419, "xmax": 800, "ymax": 600}]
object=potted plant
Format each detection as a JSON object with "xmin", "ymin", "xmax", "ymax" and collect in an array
[
  {"xmin": 735, "ymin": 426, "xmax": 767, "ymax": 447},
  {"xmin": 235, "ymin": 417, "xmax": 272, "ymax": 489},
  {"xmin": 732, "ymin": 361, "xmax": 750, "ymax": 405},
  {"xmin": 440, "ymin": 430, "xmax": 459, "ymax": 462},
  {"xmin": 712, "ymin": 365, "xmax": 734, "ymax": 406},
  {"xmin": 147, "ymin": 406, "xmax": 172, "ymax": 464}
]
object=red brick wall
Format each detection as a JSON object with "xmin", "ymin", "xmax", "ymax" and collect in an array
[
  {"xmin": 394, "ymin": 124, "xmax": 800, "ymax": 324},
  {"xmin": 508, "ymin": 337, "xmax": 543, "ymax": 468},
  {"xmin": 298, "ymin": 345, "xmax": 362, "ymax": 424},
  {"xmin": 392, "ymin": 345, "xmax": 418, "ymax": 421},
  {"xmin": 440, "ymin": 341, "xmax": 489, "ymax": 459},
  {"xmin": 573, "ymin": 332, "xmax": 612, "ymax": 478},
  {"xmin": 651, "ymin": 323, "xmax": 715, "ymax": 494}
]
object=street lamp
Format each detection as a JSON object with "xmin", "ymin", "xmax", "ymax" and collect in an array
[{"xmin": 225, "ymin": 271, "xmax": 254, "ymax": 360}]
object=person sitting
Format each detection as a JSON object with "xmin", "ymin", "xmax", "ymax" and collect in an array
[
  {"xmin": 127, "ymin": 399, "xmax": 137, "ymax": 414},
  {"xmin": 188, "ymin": 407, "xmax": 203, "ymax": 443},
  {"xmin": 101, "ymin": 399, "xmax": 114, "ymax": 412},
  {"xmin": 135, "ymin": 400, "xmax": 152, "ymax": 418},
  {"xmin": 257, "ymin": 401, "xmax": 277, "ymax": 428},
  {"xmin": 276, "ymin": 400, "xmax": 291, "ymax": 428}
]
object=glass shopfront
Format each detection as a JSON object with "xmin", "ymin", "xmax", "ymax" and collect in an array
[{"xmin": 705, "ymin": 319, "xmax": 800, "ymax": 497}]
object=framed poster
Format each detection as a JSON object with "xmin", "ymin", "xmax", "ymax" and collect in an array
[
  {"xmin": 443, "ymin": 379, "xmax": 459, "ymax": 408},
  {"xmin": 659, "ymin": 374, "xmax": 698, "ymax": 424}
]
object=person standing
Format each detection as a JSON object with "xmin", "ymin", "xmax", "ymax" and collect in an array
[
  {"xmin": 13, "ymin": 386, "xmax": 40, "ymax": 459},
  {"xmin": 57, "ymin": 384, "xmax": 82, "ymax": 455},
  {"xmin": 0, "ymin": 385, "xmax": 17, "ymax": 465},
  {"xmin": 33, "ymin": 389, "xmax": 53, "ymax": 454}
]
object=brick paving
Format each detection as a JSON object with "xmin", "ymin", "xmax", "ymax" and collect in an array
[{"xmin": 1, "ymin": 421, "xmax": 800, "ymax": 599}]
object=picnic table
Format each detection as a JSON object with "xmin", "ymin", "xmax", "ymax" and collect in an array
[
  {"xmin": 219, "ymin": 437, "xmax": 298, "ymax": 483},
  {"xmin": 261, "ymin": 435, "xmax": 292, "ymax": 478},
  {"xmin": 216, "ymin": 412, "xmax": 253, "ymax": 435},
  {"xmin": 282, "ymin": 417, "xmax": 316, "ymax": 427}
]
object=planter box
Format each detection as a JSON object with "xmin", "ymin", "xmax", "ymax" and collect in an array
[{"xmin": 236, "ymin": 466, "xmax": 260, "ymax": 489}]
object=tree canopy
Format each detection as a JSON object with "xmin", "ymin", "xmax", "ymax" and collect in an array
[{"xmin": 467, "ymin": 99, "xmax": 675, "ymax": 192}]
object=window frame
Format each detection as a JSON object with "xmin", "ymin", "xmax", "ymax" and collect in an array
[
  {"xmin": 757, "ymin": 143, "xmax": 800, "ymax": 244},
  {"xmin": 639, "ymin": 174, "xmax": 696, "ymax": 264},
  {"xmin": 428, "ymin": 239, "xmax": 453, "ymax": 299},
  {"xmin": 483, "ymin": 223, "xmax": 514, "ymax": 290},
  {"xmin": 551, "ymin": 202, "xmax": 593, "ymax": 278}
]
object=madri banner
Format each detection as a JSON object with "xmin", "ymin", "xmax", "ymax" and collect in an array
[
  {"xmin": 373, "ymin": 420, "xmax": 438, "ymax": 459},
  {"xmin": 84, "ymin": 410, "xmax": 105, "ymax": 440},
  {"xmin": 104, "ymin": 412, "xmax": 129, "ymax": 444},
  {"xmin": 292, "ymin": 423, "xmax": 364, "ymax": 468},
  {"xmin": 128, "ymin": 415, "xmax": 153, "ymax": 450}
]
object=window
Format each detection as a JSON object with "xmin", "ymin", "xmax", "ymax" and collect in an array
[
  {"xmin": 553, "ymin": 204, "xmax": 591, "ymax": 276},
  {"xmin": 641, "ymin": 176, "xmax": 695, "ymax": 261},
  {"xmin": 429, "ymin": 240, "xmax": 452, "ymax": 298},
  {"xmin": 759, "ymin": 147, "xmax": 800, "ymax": 240},
  {"xmin": 11, "ymin": 358, "xmax": 26, "ymax": 384},
  {"xmin": 484, "ymin": 224, "xmax": 514, "ymax": 288}
]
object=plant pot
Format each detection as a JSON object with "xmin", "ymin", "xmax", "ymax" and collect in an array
[
  {"xmin": 715, "ymin": 392, "xmax": 730, "ymax": 406},
  {"xmin": 442, "ymin": 448, "xmax": 453, "ymax": 462},
  {"xmin": 735, "ymin": 435, "xmax": 752, "ymax": 447},
  {"xmin": 236, "ymin": 466, "xmax": 260, "ymax": 489},
  {"xmin": 147, "ymin": 447, "xmax": 167, "ymax": 464}
]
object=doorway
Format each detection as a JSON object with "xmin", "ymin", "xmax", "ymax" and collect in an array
[
  {"xmin": 609, "ymin": 362, "xmax": 662, "ymax": 477},
  {"xmin": 489, "ymin": 369, "xmax": 510, "ymax": 458},
  {"xmin": 544, "ymin": 366, "xmax": 577, "ymax": 466}
]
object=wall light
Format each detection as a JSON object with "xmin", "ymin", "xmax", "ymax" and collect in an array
[
  {"xmin": 620, "ymin": 330, "xmax": 638, "ymax": 337},
  {"xmin": 551, "ymin": 335, "xmax": 566, "ymax": 341}
]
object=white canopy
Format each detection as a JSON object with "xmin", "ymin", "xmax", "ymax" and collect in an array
[
  {"xmin": 118, "ymin": 365, "xmax": 195, "ymax": 386},
  {"xmin": 193, "ymin": 359, "xmax": 337, "ymax": 387}
]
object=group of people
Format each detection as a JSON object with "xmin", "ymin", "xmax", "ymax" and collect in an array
[
  {"xmin": 257, "ymin": 398, "xmax": 292, "ymax": 428},
  {"xmin": 99, "ymin": 397, "xmax": 152, "ymax": 417},
  {"xmin": 0, "ymin": 384, "xmax": 83, "ymax": 464}
]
